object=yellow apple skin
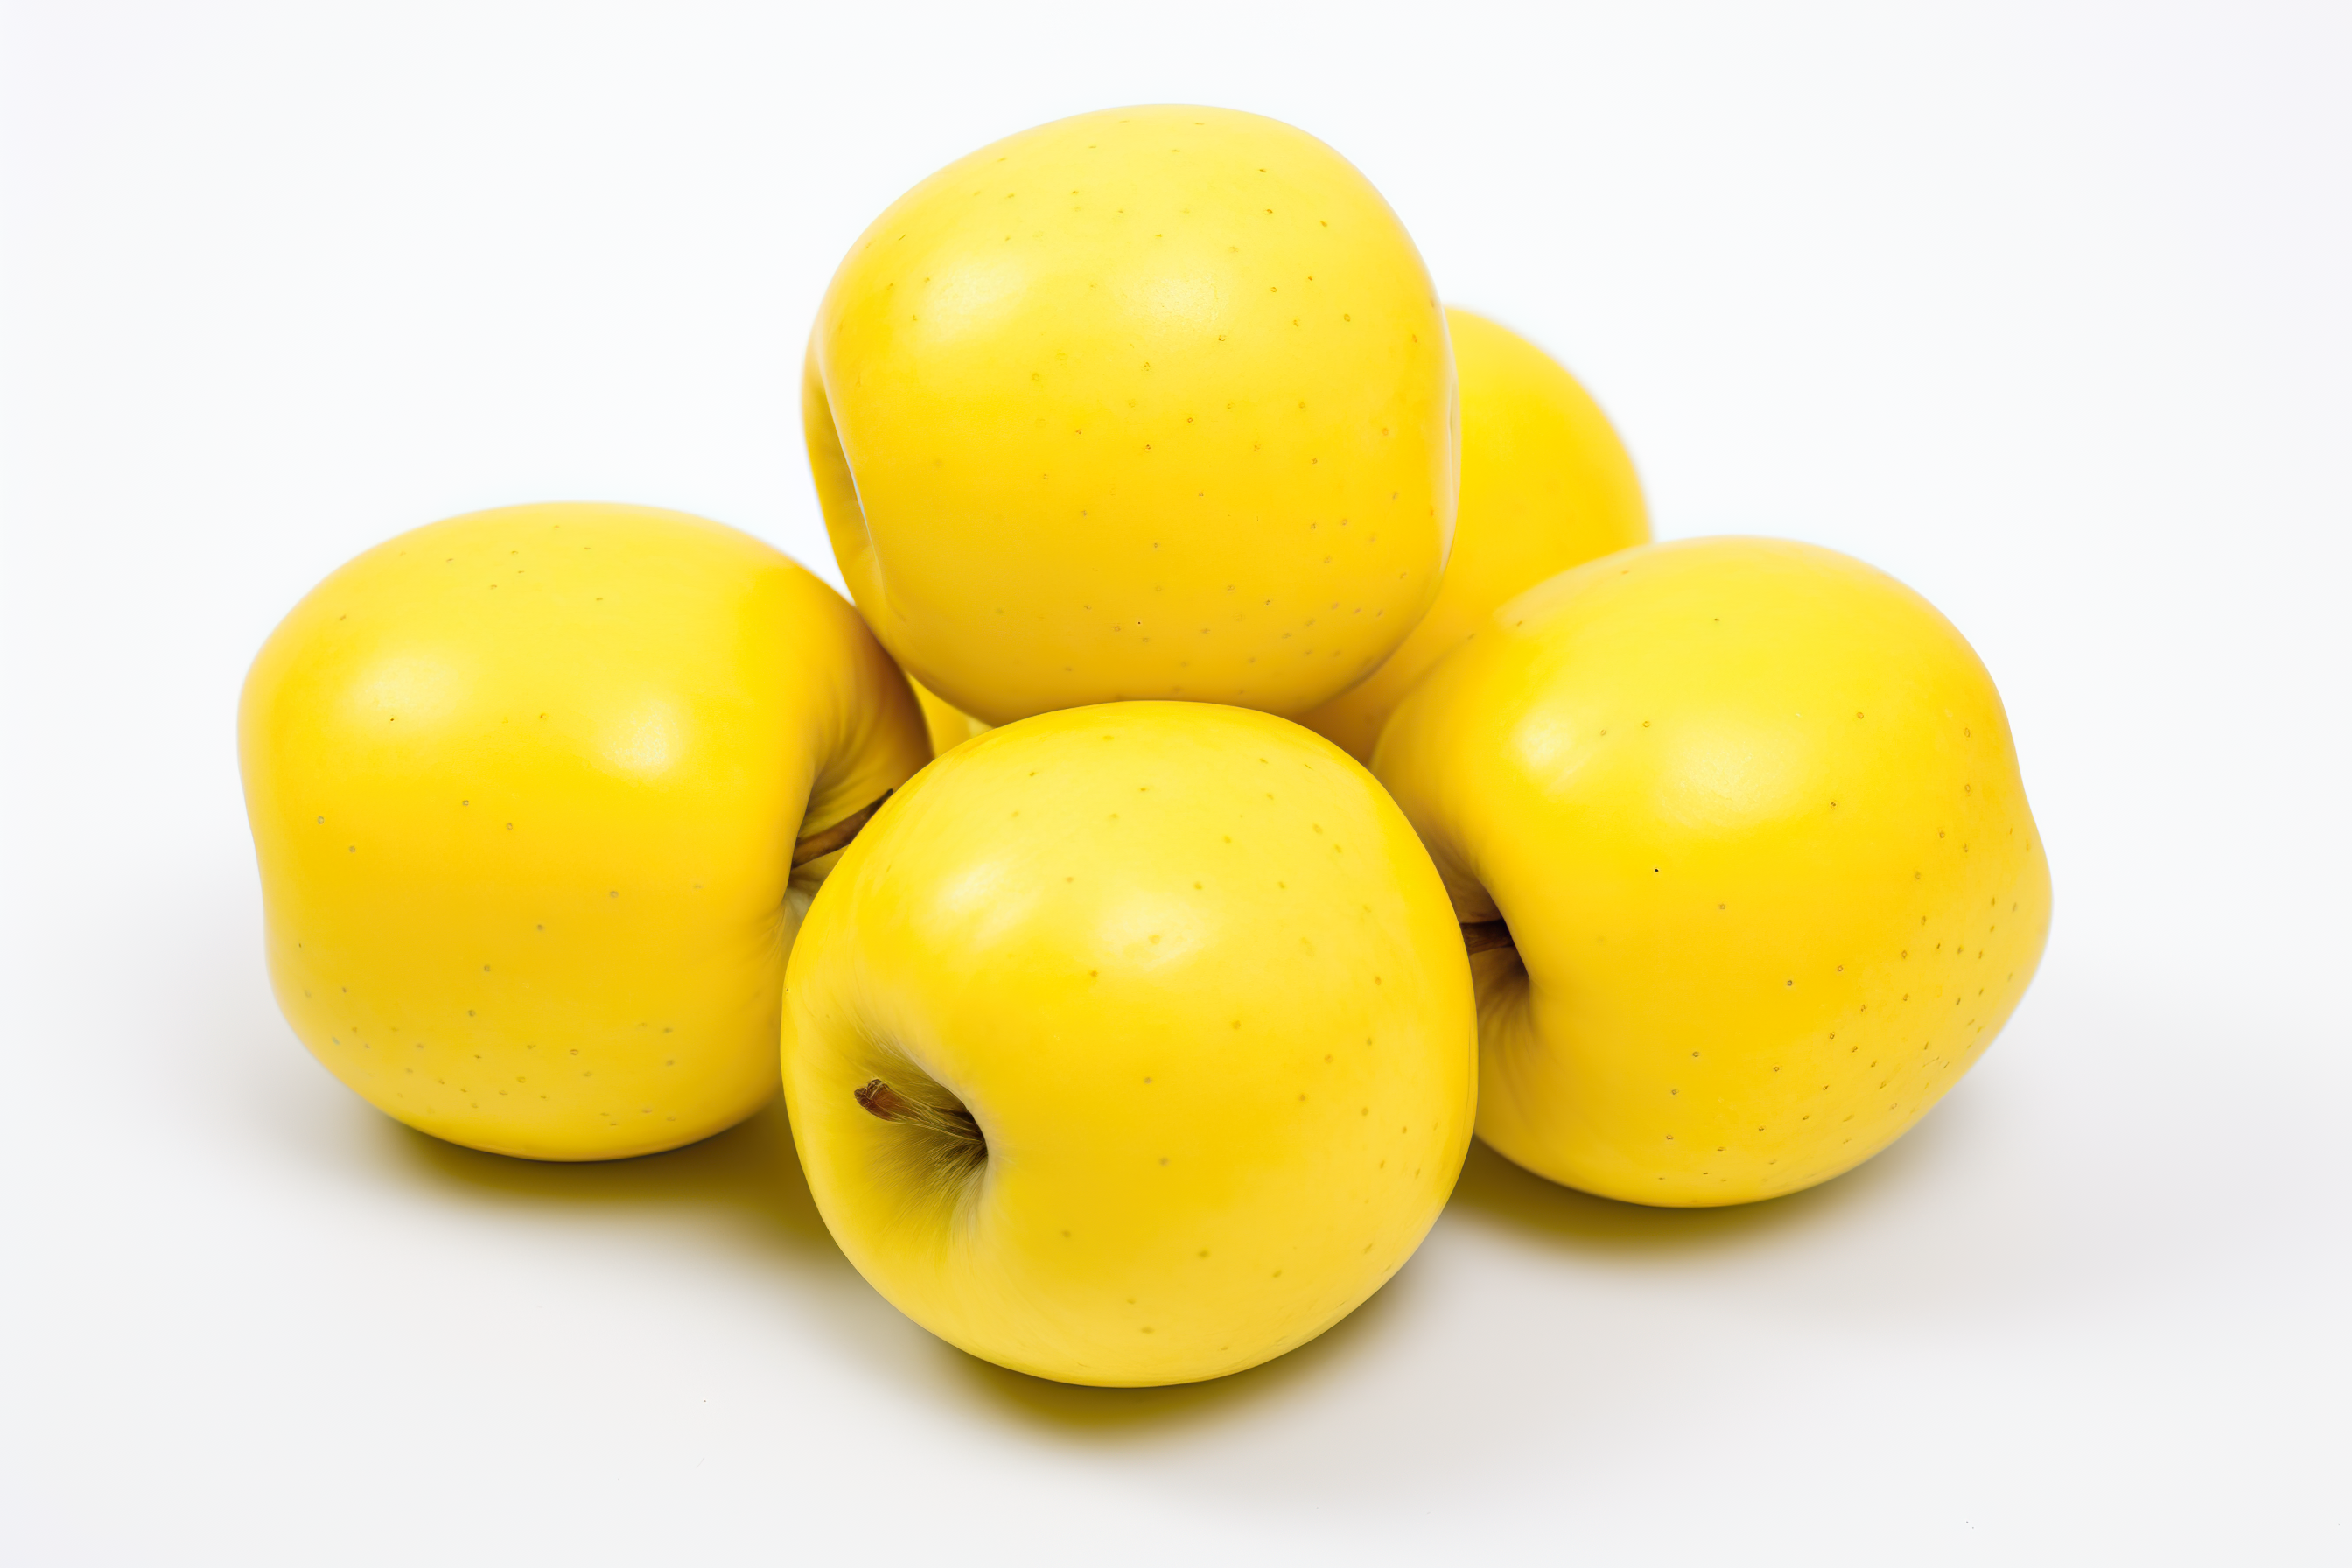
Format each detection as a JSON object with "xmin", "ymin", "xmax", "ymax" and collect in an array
[
  {"xmin": 908, "ymin": 676, "xmax": 990, "ymax": 758},
  {"xmin": 804, "ymin": 104, "xmax": 1459, "ymax": 728},
  {"xmin": 782, "ymin": 702, "xmax": 1475, "ymax": 1385},
  {"xmin": 1299, "ymin": 305, "xmax": 1649, "ymax": 761},
  {"xmin": 239, "ymin": 502, "xmax": 930, "ymax": 1160},
  {"xmin": 1374, "ymin": 538, "xmax": 2050, "ymax": 1206}
]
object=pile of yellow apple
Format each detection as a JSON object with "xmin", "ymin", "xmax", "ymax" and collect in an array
[{"xmin": 241, "ymin": 108, "xmax": 2049, "ymax": 1388}]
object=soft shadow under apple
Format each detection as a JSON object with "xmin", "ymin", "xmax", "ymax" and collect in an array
[
  {"xmin": 396, "ymin": 1093, "xmax": 1428, "ymax": 1437},
  {"xmin": 952, "ymin": 1121, "xmax": 1967, "ymax": 1434},
  {"xmin": 1445, "ymin": 1092, "xmax": 1970, "ymax": 1256},
  {"xmin": 379, "ymin": 1074, "xmax": 1972, "ymax": 1437},
  {"xmin": 388, "ymin": 1095, "xmax": 838, "ymax": 1259}
]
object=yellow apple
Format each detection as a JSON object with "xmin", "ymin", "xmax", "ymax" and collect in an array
[
  {"xmin": 1375, "ymin": 537, "xmax": 2050, "ymax": 1206},
  {"xmin": 908, "ymin": 675, "xmax": 990, "ymax": 758},
  {"xmin": 1298, "ymin": 305, "xmax": 1649, "ymax": 760},
  {"xmin": 782, "ymin": 701, "xmax": 1475, "ymax": 1385},
  {"xmin": 240, "ymin": 501, "xmax": 929, "ymax": 1160},
  {"xmin": 803, "ymin": 104, "xmax": 1459, "ymax": 727}
]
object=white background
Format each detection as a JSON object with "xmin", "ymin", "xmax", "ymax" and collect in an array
[{"xmin": 4, "ymin": 3, "xmax": 2346, "ymax": 1562}]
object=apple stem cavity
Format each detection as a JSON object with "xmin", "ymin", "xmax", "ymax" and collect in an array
[
  {"xmin": 792, "ymin": 790, "xmax": 893, "ymax": 868},
  {"xmin": 855, "ymin": 1077, "xmax": 987, "ymax": 1162},
  {"xmin": 1460, "ymin": 919, "xmax": 1516, "ymax": 955}
]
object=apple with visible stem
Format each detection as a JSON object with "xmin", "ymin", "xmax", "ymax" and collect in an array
[
  {"xmin": 240, "ymin": 502, "xmax": 928, "ymax": 1159},
  {"xmin": 782, "ymin": 701, "xmax": 1475, "ymax": 1384},
  {"xmin": 1376, "ymin": 537, "xmax": 2050, "ymax": 1204}
]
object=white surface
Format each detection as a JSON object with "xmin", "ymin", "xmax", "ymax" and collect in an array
[{"xmin": 4, "ymin": 3, "xmax": 2346, "ymax": 1562}]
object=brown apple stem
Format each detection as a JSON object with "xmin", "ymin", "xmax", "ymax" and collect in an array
[
  {"xmin": 1461, "ymin": 919, "xmax": 1516, "ymax": 955},
  {"xmin": 854, "ymin": 1078, "xmax": 984, "ymax": 1143},
  {"xmin": 793, "ymin": 790, "xmax": 893, "ymax": 868}
]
